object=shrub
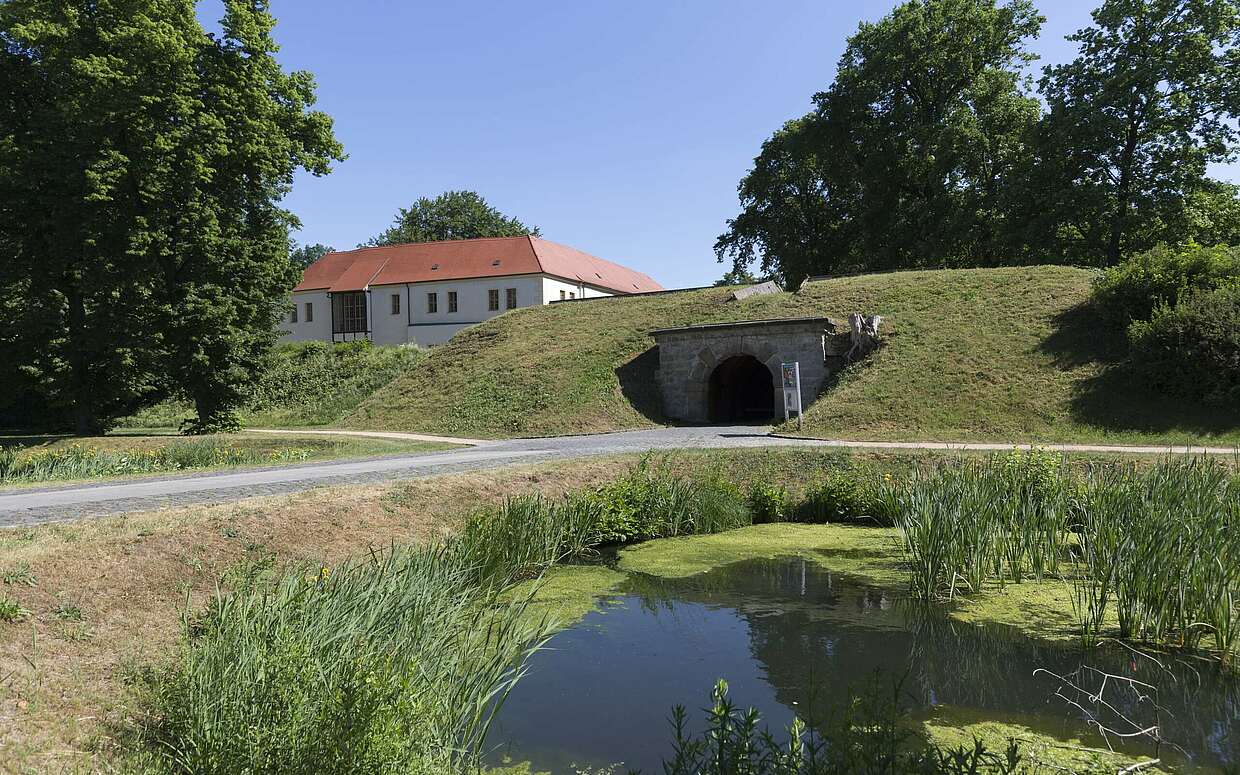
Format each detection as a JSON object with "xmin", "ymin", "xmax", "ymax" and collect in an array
[
  {"xmin": 746, "ymin": 479, "xmax": 789, "ymax": 523},
  {"xmin": 1127, "ymin": 283, "xmax": 1240, "ymax": 406},
  {"xmin": 590, "ymin": 460, "xmax": 750, "ymax": 544},
  {"xmin": 1092, "ymin": 242, "xmax": 1240, "ymax": 326},
  {"xmin": 797, "ymin": 467, "xmax": 890, "ymax": 524}
]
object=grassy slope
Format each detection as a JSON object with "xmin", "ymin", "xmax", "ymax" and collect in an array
[{"xmin": 347, "ymin": 266, "xmax": 1240, "ymax": 444}]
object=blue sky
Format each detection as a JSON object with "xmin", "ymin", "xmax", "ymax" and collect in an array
[{"xmin": 235, "ymin": 1, "xmax": 1239, "ymax": 290}]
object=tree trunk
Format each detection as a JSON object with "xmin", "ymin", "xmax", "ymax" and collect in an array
[{"xmin": 65, "ymin": 280, "xmax": 96, "ymax": 436}]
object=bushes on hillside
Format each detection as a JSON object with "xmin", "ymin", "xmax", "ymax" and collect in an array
[
  {"xmin": 1128, "ymin": 284, "xmax": 1240, "ymax": 406},
  {"xmin": 1091, "ymin": 243, "xmax": 1239, "ymax": 326},
  {"xmin": 1090, "ymin": 243, "xmax": 1239, "ymax": 405}
]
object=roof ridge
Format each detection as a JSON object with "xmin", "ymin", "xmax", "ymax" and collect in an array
[{"xmin": 332, "ymin": 235, "xmax": 534, "ymax": 256}]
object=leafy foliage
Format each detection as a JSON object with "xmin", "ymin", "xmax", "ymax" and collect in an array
[
  {"xmin": 661, "ymin": 679, "xmax": 1026, "ymax": 775},
  {"xmin": 717, "ymin": 0, "xmax": 1045, "ymax": 285},
  {"xmin": 366, "ymin": 190, "xmax": 538, "ymax": 247},
  {"xmin": 719, "ymin": 0, "xmax": 1240, "ymax": 280},
  {"xmin": 1128, "ymin": 282, "xmax": 1240, "ymax": 405},
  {"xmin": 0, "ymin": 0, "xmax": 343, "ymax": 435},
  {"xmin": 288, "ymin": 242, "xmax": 335, "ymax": 269},
  {"xmin": 1091, "ymin": 243, "xmax": 1240, "ymax": 326},
  {"xmin": 1036, "ymin": 0, "xmax": 1240, "ymax": 265}
]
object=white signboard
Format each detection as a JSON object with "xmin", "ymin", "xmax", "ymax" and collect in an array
[{"xmin": 781, "ymin": 362, "xmax": 803, "ymax": 429}]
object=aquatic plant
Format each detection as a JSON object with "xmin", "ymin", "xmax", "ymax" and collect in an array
[
  {"xmin": 892, "ymin": 452, "xmax": 1071, "ymax": 600},
  {"xmin": 659, "ymin": 679, "xmax": 1025, "ymax": 775},
  {"xmin": 1073, "ymin": 458, "xmax": 1240, "ymax": 656},
  {"xmin": 149, "ymin": 543, "xmax": 555, "ymax": 774}
]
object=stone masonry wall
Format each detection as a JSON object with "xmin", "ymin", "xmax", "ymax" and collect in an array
[{"xmin": 652, "ymin": 318, "xmax": 847, "ymax": 423}]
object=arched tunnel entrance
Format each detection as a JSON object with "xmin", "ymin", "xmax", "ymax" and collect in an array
[{"xmin": 708, "ymin": 355, "xmax": 775, "ymax": 423}]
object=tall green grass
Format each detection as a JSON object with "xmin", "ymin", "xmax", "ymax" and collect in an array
[
  {"xmin": 1074, "ymin": 459, "xmax": 1240, "ymax": 655},
  {"xmin": 460, "ymin": 459, "xmax": 753, "ymax": 587},
  {"xmin": 0, "ymin": 440, "xmax": 312, "ymax": 484},
  {"xmin": 890, "ymin": 451, "xmax": 1070, "ymax": 600},
  {"xmin": 148, "ymin": 544, "xmax": 555, "ymax": 775},
  {"xmin": 143, "ymin": 458, "xmax": 753, "ymax": 773},
  {"xmin": 892, "ymin": 452, "xmax": 1240, "ymax": 662}
]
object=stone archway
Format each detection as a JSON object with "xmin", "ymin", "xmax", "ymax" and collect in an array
[
  {"xmin": 707, "ymin": 355, "xmax": 776, "ymax": 422},
  {"xmin": 649, "ymin": 317, "xmax": 846, "ymax": 424}
]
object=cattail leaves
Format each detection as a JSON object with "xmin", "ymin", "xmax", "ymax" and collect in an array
[{"xmin": 893, "ymin": 452, "xmax": 1240, "ymax": 663}]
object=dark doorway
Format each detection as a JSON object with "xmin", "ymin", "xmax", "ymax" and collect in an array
[{"xmin": 708, "ymin": 355, "xmax": 775, "ymax": 422}]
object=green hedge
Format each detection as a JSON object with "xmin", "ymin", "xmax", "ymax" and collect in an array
[
  {"xmin": 1128, "ymin": 283, "xmax": 1240, "ymax": 406},
  {"xmin": 1092, "ymin": 242, "xmax": 1239, "ymax": 326}
]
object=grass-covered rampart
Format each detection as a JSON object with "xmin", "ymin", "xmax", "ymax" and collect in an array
[
  {"xmin": 347, "ymin": 266, "xmax": 1240, "ymax": 445},
  {"xmin": 120, "ymin": 341, "xmax": 422, "ymax": 430}
]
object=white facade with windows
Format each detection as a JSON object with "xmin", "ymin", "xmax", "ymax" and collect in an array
[
  {"xmin": 282, "ymin": 273, "xmax": 614, "ymax": 347},
  {"xmin": 280, "ymin": 236, "xmax": 661, "ymax": 347}
]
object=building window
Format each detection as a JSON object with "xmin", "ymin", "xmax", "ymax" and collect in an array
[
  {"xmin": 488, "ymin": 289, "xmax": 499, "ymax": 311},
  {"xmin": 448, "ymin": 291, "xmax": 458, "ymax": 313},
  {"xmin": 305, "ymin": 302, "xmax": 314, "ymax": 322},
  {"xmin": 427, "ymin": 292, "xmax": 438, "ymax": 314},
  {"xmin": 290, "ymin": 305, "xmax": 298, "ymax": 324},
  {"xmin": 331, "ymin": 292, "xmax": 366, "ymax": 333},
  {"xmin": 506, "ymin": 288, "xmax": 517, "ymax": 310},
  {"xmin": 391, "ymin": 294, "xmax": 401, "ymax": 315},
  {"xmin": 569, "ymin": 292, "xmax": 576, "ymax": 299}
]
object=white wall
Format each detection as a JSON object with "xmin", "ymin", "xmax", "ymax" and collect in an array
[
  {"xmin": 284, "ymin": 275, "xmax": 618, "ymax": 347},
  {"xmin": 280, "ymin": 291, "xmax": 331, "ymax": 342},
  {"xmin": 541, "ymin": 276, "xmax": 614, "ymax": 303}
]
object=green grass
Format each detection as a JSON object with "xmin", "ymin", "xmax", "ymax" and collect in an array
[
  {"xmin": 120, "ymin": 341, "xmax": 423, "ymax": 430},
  {"xmin": 345, "ymin": 266, "xmax": 1240, "ymax": 444},
  {"xmin": 0, "ymin": 432, "xmax": 455, "ymax": 486}
]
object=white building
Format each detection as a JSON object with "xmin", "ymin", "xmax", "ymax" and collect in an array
[{"xmin": 283, "ymin": 235, "xmax": 663, "ymax": 347}]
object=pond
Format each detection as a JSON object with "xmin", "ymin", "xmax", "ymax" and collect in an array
[{"xmin": 489, "ymin": 556, "xmax": 1240, "ymax": 773}]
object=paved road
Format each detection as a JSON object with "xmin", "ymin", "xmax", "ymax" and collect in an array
[{"xmin": 1, "ymin": 426, "xmax": 1235, "ymax": 526}]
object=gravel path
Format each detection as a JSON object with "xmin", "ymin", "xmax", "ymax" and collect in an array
[{"xmin": 1, "ymin": 426, "xmax": 1235, "ymax": 526}]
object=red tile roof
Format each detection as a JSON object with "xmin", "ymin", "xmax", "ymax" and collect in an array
[{"xmin": 293, "ymin": 236, "xmax": 663, "ymax": 295}]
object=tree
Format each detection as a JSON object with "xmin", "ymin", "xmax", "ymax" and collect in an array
[
  {"xmin": 1184, "ymin": 179, "xmax": 1240, "ymax": 248},
  {"xmin": 717, "ymin": 0, "xmax": 1044, "ymax": 285},
  {"xmin": 1038, "ymin": 0, "xmax": 1240, "ymax": 265},
  {"xmin": 290, "ymin": 242, "xmax": 336, "ymax": 269},
  {"xmin": 713, "ymin": 267, "xmax": 780, "ymax": 287},
  {"xmin": 0, "ymin": 0, "xmax": 343, "ymax": 434},
  {"xmin": 366, "ymin": 190, "xmax": 538, "ymax": 246}
]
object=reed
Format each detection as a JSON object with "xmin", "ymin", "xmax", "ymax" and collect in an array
[
  {"xmin": 1074, "ymin": 459, "xmax": 1240, "ymax": 657},
  {"xmin": 892, "ymin": 452, "xmax": 1071, "ymax": 600},
  {"xmin": 150, "ymin": 543, "xmax": 555, "ymax": 774}
]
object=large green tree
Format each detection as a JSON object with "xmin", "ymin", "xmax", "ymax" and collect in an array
[
  {"xmin": 0, "ymin": 0, "xmax": 342, "ymax": 434},
  {"xmin": 1036, "ymin": 0, "xmax": 1240, "ymax": 265},
  {"xmin": 366, "ymin": 190, "xmax": 538, "ymax": 246},
  {"xmin": 289, "ymin": 242, "xmax": 336, "ymax": 270},
  {"xmin": 717, "ymin": 0, "xmax": 1044, "ymax": 285}
]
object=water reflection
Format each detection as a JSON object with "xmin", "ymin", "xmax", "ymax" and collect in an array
[{"xmin": 489, "ymin": 557, "xmax": 1240, "ymax": 773}]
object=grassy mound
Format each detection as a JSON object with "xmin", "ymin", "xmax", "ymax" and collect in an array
[
  {"xmin": 346, "ymin": 266, "xmax": 1240, "ymax": 444},
  {"xmin": 122, "ymin": 341, "xmax": 422, "ymax": 429}
]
